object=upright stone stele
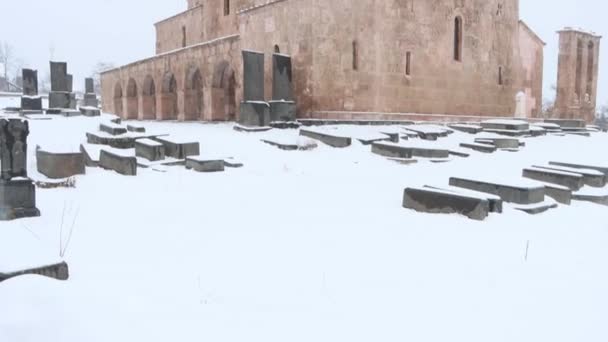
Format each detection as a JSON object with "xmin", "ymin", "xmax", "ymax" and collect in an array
[
  {"xmin": 20, "ymin": 69, "xmax": 43, "ymax": 113},
  {"xmin": 269, "ymin": 53, "xmax": 297, "ymax": 122},
  {"xmin": 48, "ymin": 61, "xmax": 76, "ymax": 110},
  {"xmin": 0, "ymin": 119, "xmax": 40, "ymax": 220},
  {"xmin": 83, "ymin": 77, "xmax": 99, "ymax": 109},
  {"xmin": 239, "ymin": 50, "xmax": 270, "ymax": 127}
]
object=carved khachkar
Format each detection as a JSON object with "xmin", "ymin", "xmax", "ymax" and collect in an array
[
  {"xmin": 0, "ymin": 119, "xmax": 29, "ymax": 180},
  {"xmin": 0, "ymin": 118, "xmax": 39, "ymax": 220}
]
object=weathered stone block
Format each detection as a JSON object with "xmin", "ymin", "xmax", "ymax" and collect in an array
[
  {"xmin": 153, "ymin": 137, "xmax": 200, "ymax": 159},
  {"xmin": 0, "ymin": 179, "xmax": 40, "ymax": 220},
  {"xmin": 474, "ymin": 138, "xmax": 520, "ymax": 149},
  {"xmin": 85, "ymin": 78, "xmax": 95, "ymax": 94},
  {"xmin": 448, "ymin": 124, "xmax": 483, "ymax": 134},
  {"xmin": 239, "ymin": 101, "xmax": 270, "ymax": 127},
  {"xmin": 481, "ymin": 119, "xmax": 530, "ymax": 131},
  {"xmin": 127, "ymin": 124, "xmax": 146, "ymax": 133},
  {"xmin": 403, "ymin": 187, "xmax": 490, "ymax": 221},
  {"xmin": 534, "ymin": 165, "xmax": 606, "ymax": 188},
  {"xmin": 449, "ymin": 177, "xmax": 545, "ymax": 204},
  {"xmin": 83, "ymin": 93, "xmax": 99, "ymax": 107},
  {"xmin": 549, "ymin": 161, "xmax": 608, "ymax": 176},
  {"xmin": 100, "ymin": 123, "xmax": 127, "ymax": 136},
  {"xmin": 49, "ymin": 91, "xmax": 71, "ymax": 109},
  {"xmin": 50, "ymin": 61, "xmax": 68, "ymax": 92},
  {"xmin": 135, "ymin": 139, "xmax": 165, "ymax": 161},
  {"xmin": 459, "ymin": 143, "xmax": 497, "ymax": 153},
  {"xmin": 22, "ymin": 69, "xmax": 38, "ymax": 96},
  {"xmin": 371, "ymin": 142, "xmax": 413, "ymax": 158},
  {"xmin": 545, "ymin": 119, "xmax": 586, "ymax": 128},
  {"xmin": 185, "ymin": 157, "xmax": 225, "ymax": 173},
  {"xmin": 80, "ymin": 107, "xmax": 101, "ymax": 117},
  {"xmin": 300, "ymin": 128, "xmax": 352, "ymax": 148},
  {"xmin": 269, "ymin": 100, "xmax": 296, "ymax": 122},
  {"xmin": 21, "ymin": 96, "xmax": 42, "ymax": 111},
  {"xmin": 99, "ymin": 150, "xmax": 137, "ymax": 176},
  {"xmin": 36, "ymin": 148, "xmax": 85, "ymax": 179},
  {"xmin": 522, "ymin": 168, "xmax": 584, "ymax": 191}
]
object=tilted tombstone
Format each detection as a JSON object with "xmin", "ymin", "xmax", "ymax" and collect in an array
[
  {"xmin": 269, "ymin": 53, "xmax": 297, "ymax": 122},
  {"xmin": 50, "ymin": 61, "xmax": 68, "ymax": 92},
  {"xmin": 85, "ymin": 78, "xmax": 94, "ymax": 94},
  {"xmin": 242, "ymin": 50, "xmax": 265, "ymax": 101},
  {"xmin": 239, "ymin": 50, "xmax": 270, "ymax": 127},
  {"xmin": 272, "ymin": 53, "xmax": 294, "ymax": 101},
  {"xmin": 66, "ymin": 74, "xmax": 73, "ymax": 92},
  {"xmin": 0, "ymin": 119, "xmax": 40, "ymax": 220},
  {"xmin": 20, "ymin": 69, "xmax": 42, "ymax": 111},
  {"xmin": 22, "ymin": 69, "xmax": 38, "ymax": 96}
]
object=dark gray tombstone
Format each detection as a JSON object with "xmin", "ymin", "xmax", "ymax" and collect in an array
[
  {"xmin": 22, "ymin": 69, "xmax": 38, "ymax": 96},
  {"xmin": 50, "ymin": 61, "xmax": 68, "ymax": 92},
  {"xmin": 0, "ymin": 119, "xmax": 40, "ymax": 220},
  {"xmin": 242, "ymin": 50, "xmax": 265, "ymax": 101},
  {"xmin": 85, "ymin": 78, "xmax": 94, "ymax": 94},
  {"xmin": 66, "ymin": 74, "xmax": 73, "ymax": 92},
  {"xmin": 272, "ymin": 53, "xmax": 293, "ymax": 101}
]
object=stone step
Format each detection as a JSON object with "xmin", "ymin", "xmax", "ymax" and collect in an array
[
  {"xmin": 449, "ymin": 177, "xmax": 545, "ymax": 204},
  {"xmin": 299, "ymin": 128, "xmax": 352, "ymax": 148},
  {"xmin": 403, "ymin": 187, "xmax": 490, "ymax": 221},
  {"xmin": 185, "ymin": 157, "xmax": 225, "ymax": 173},
  {"xmin": 99, "ymin": 150, "xmax": 137, "ymax": 176},
  {"xmin": 522, "ymin": 167, "xmax": 584, "ymax": 191},
  {"xmin": 459, "ymin": 142, "xmax": 497, "ymax": 153}
]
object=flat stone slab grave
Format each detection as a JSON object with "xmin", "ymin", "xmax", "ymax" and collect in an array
[
  {"xmin": 100, "ymin": 122, "xmax": 128, "ymax": 136},
  {"xmin": 474, "ymin": 138, "xmax": 521, "ymax": 149},
  {"xmin": 533, "ymin": 165, "xmax": 606, "ymax": 188},
  {"xmin": 135, "ymin": 138, "xmax": 165, "ymax": 161},
  {"xmin": 36, "ymin": 147, "xmax": 85, "ymax": 179},
  {"xmin": 234, "ymin": 124, "xmax": 273, "ymax": 133},
  {"xmin": 448, "ymin": 124, "xmax": 483, "ymax": 134},
  {"xmin": 424, "ymin": 185, "xmax": 503, "ymax": 213},
  {"xmin": 153, "ymin": 136, "xmax": 200, "ymax": 159},
  {"xmin": 403, "ymin": 187, "xmax": 491, "ymax": 221},
  {"xmin": 449, "ymin": 177, "xmax": 545, "ymax": 205},
  {"xmin": 481, "ymin": 119, "xmax": 530, "ymax": 131},
  {"xmin": 299, "ymin": 128, "xmax": 352, "ymax": 148},
  {"xmin": 459, "ymin": 142, "xmax": 497, "ymax": 153},
  {"xmin": 185, "ymin": 156, "xmax": 225, "ymax": 173},
  {"xmin": 127, "ymin": 124, "xmax": 146, "ymax": 133},
  {"xmin": 522, "ymin": 167, "xmax": 584, "ymax": 191},
  {"xmin": 549, "ymin": 161, "xmax": 608, "ymax": 176},
  {"xmin": 99, "ymin": 150, "xmax": 137, "ymax": 176},
  {"xmin": 371, "ymin": 142, "xmax": 449, "ymax": 159}
]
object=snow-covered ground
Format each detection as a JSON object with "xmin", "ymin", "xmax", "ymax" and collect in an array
[{"xmin": 1, "ymin": 106, "xmax": 608, "ymax": 341}]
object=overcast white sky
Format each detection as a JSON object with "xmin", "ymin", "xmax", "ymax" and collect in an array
[{"xmin": 0, "ymin": 0, "xmax": 605, "ymax": 105}]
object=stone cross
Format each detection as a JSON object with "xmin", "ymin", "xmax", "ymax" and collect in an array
[{"xmin": 0, "ymin": 119, "xmax": 29, "ymax": 180}]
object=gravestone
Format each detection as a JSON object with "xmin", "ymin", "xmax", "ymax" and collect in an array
[
  {"xmin": 0, "ymin": 119, "xmax": 40, "ymax": 220},
  {"xmin": 239, "ymin": 50, "xmax": 270, "ymax": 126},
  {"xmin": 85, "ymin": 78, "xmax": 94, "ymax": 93},
  {"xmin": 270, "ymin": 53, "xmax": 296, "ymax": 122},
  {"xmin": 20, "ymin": 69, "xmax": 43, "ymax": 112},
  {"xmin": 48, "ymin": 61, "xmax": 76, "ymax": 110},
  {"xmin": 83, "ymin": 77, "xmax": 99, "ymax": 108}
]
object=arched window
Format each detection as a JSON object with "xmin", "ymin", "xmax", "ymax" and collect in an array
[
  {"xmin": 224, "ymin": 0, "xmax": 230, "ymax": 16},
  {"xmin": 454, "ymin": 17, "xmax": 463, "ymax": 62},
  {"xmin": 405, "ymin": 52, "xmax": 412, "ymax": 76},
  {"xmin": 182, "ymin": 26, "xmax": 186, "ymax": 48},
  {"xmin": 274, "ymin": 44, "xmax": 280, "ymax": 53},
  {"xmin": 352, "ymin": 40, "xmax": 359, "ymax": 71},
  {"xmin": 586, "ymin": 41, "xmax": 595, "ymax": 98}
]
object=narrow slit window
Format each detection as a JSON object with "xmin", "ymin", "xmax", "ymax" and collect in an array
[
  {"xmin": 182, "ymin": 26, "xmax": 186, "ymax": 48},
  {"xmin": 274, "ymin": 44, "xmax": 280, "ymax": 53},
  {"xmin": 454, "ymin": 17, "xmax": 463, "ymax": 62},
  {"xmin": 405, "ymin": 52, "xmax": 412, "ymax": 76},
  {"xmin": 352, "ymin": 40, "xmax": 359, "ymax": 71},
  {"xmin": 498, "ymin": 66, "xmax": 503, "ymax": 85},
  {"xmin": 224, "ymin": 0, "xmax": 230, "ymax": 16}
]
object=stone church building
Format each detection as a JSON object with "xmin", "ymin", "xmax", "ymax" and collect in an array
[{"xmin": 101, "ymin": 0, "xmax": 564, "ymax": 122}]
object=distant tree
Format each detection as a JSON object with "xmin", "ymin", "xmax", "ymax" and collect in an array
[
  {"xmin": 0, "ymin": 41, "xmax": 14, "ymax": 80},
  {"xmin": 91, "ymin": 61, "xmax": 115, "ymax": 94}
]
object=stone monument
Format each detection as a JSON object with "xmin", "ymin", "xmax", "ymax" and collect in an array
[
  {"xmin": 238, "ymin": 50, "xmax": 270, "ymax": 127},
  {"xmin": 83, "ymin": 77, "xmax": 99, "ymax": 107},
  {"xmin": 48, "ymin": 61, "xmax": 77, "ymax": 111},
  {"xmin": 20, "ymin": 69, "xmax": 43, "ymax": 113},
  {"xmin": 269, "ymin": 53, "xmax": 297, "ymax": 122},
  {"xmin": 0, "ymin": 119, "xmax": 40, "ymax": 220}
]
